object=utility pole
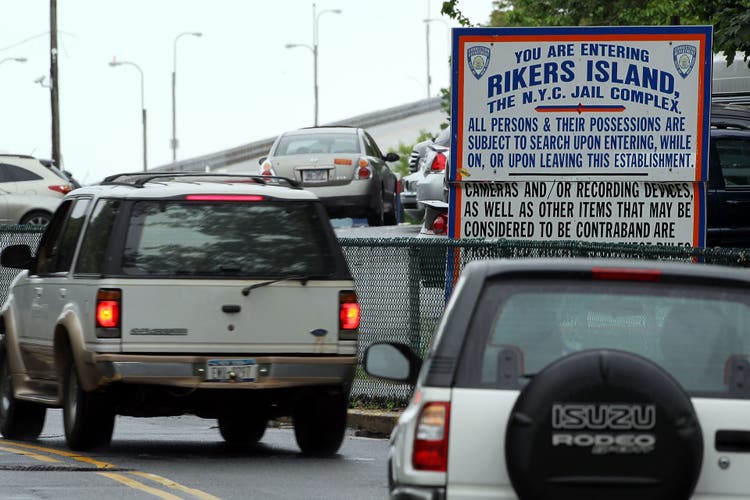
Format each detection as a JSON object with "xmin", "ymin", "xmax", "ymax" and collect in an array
[{"xmin": 50, "ymin": 0, "xmax": 61, "ymax": 168}]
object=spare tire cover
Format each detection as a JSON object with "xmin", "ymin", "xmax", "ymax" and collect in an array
[{"xmin": 505, "ymin": 349, "xmax": 702, "ymax": 500}]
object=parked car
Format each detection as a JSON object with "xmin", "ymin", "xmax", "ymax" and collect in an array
[
  {"xmin": 401, "ymin": 127, "xmax": 451, "ymax": 222},
  {"xmin": 259, "ymin": 126, "xmax": 400, "ymax": 226},
  {"xmin": 0, "ymin": 172, "xmax": 360, "ymax": 455},
  {"xmin": 0, "ymin": 154, "xmax": 74, "ymax": 225},
  {"xmin": 366, "ymin": 257, "xmax": 750, "ymax": 499}
]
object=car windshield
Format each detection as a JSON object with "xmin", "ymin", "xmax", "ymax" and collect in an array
[
  {"xmin": 275, "ymin": 133, "xmax": 360, "ymax": 155},
  {"xmin": 477, "ymin": 279, "xmax": 750, "ymax": 394},
  {"xmin": 121, "ymin": 200, "xmax": 334, "ymax": 277}
]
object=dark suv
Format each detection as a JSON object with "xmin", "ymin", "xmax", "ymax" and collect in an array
[{"xmin": 707, "ymin": 102, "xmax": 750, "ymax": 246}]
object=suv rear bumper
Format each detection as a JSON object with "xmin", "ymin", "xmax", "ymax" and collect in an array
[{"xmin": 90, "ymin": 353, "xmax": 357, "ymax": 389}]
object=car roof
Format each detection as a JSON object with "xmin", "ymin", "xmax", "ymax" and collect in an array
[
  {"xmin": 68, "ymin": 172, "xmax": 320, "ymax": 201},
  {"xmin": 711, "ymin": 102, "xmax": 750, "ymax": 129},
  {"xmin": 283, "ymin": 126, "xmax": 360, "ymax": 136},
  {"xmin": 462, "ymin": 257, "xmax": 750, "ymax": 286}
]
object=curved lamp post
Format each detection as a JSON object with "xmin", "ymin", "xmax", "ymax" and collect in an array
[
  {"xmin": 286, "ymin": 3, "xmax": 341, "ymax": 126},
  {"xmin": 172, "ymin": 31, "xmax": 202, "ymax": 163},
  {"xmin": 109, "ymin": 58, "xmax": 148, "ymax": 171}
]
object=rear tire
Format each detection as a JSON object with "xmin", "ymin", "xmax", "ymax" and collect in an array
[
  {"xmin": 63, "ymin": 357, "xmax": 115, "ymax": 451},
  {"xmin": 0, "ymin": 348, "xmax": 45, "ymax": 440},
  {"xmin": 293, "ymin": 389, "xmax": 347, "ymax": 456},
  {"xmin": 218, "ymin": 412, "xmax": 268, "ymax": 446}
]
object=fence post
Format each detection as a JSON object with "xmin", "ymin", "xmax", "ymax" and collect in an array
[{"xmin": 408, "ymin": 245, "xmax": 421, "ymax": 354}]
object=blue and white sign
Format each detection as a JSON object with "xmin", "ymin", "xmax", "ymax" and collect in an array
[
  {"xmin": 448, "ymin": 26, "xmax": 713, "ymax": 248},
  {"xmin": 450, "ymin": 26, "xmax": 713, "ymax": 184}
]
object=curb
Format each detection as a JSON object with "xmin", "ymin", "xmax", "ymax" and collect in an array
[{"xmin": 347, "ymin": 409, "xmax": 401, "ymax": 438}]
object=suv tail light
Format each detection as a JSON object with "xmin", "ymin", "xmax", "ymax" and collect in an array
[
  {"xmin": 339, "ymin": 290, "xmax": 360, "ymax": 340},
  {"xmin": 429, "ymin": 152, "xmax": 447, "ymax": 172},
  {"xmin": 96, "ymin": 288, "xmax": 121, "ymax": 338},
  {"xmin": 48, "ymin": 184, "xmax": 72, "ymax": 195},
  {"xmin": 413, "ymin": 402, "xmax": 451, "ymax": 471},
  {"xmin": 355, "ymin": 159, "xmax": 372, "ymax": 180}
]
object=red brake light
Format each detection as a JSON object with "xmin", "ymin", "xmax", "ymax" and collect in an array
[
  {"xmin": 431, "ymin": 214, "xmax": 447, "ymax": 235},
  {"xmin": 430, "ymin": 152, "xmax": 447, "ymax": 172},
  {"xmin": 96, "ymin": 289, "xmax": 121, "ymax": 334},
  {"xmin": 48, "ymin": 184, "xmax": 72, "ymax": 194},
  {"xmin": 592, "ymin": 268, "xmax": 662, "ymax": 282},
  {"xmin": 413, "ymin": 402, "xmax": 450, "ymax": 471},
  {"xmin": 339, "ymin": 291, "xmax": 360, "ymax": 340},
  {"xmin": 357, "ymin": 167, "xmax": 371, "ymax": 179},
  {"xmin": 185, "ymin": 195, "xmax": 264, "ymax": 201}
]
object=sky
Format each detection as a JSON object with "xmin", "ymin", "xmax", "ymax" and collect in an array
[{"xmin": 0, "ymin": 0, "xmax": 495, "ymax": 184}]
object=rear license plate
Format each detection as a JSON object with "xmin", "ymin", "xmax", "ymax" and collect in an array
[
  {"xmin": 206, "ymin": 359, "xmax": 257, "ymax": 381},
  {"xmin": 302, "ymin": 169, "xmax": 327, "ymax": 182}
]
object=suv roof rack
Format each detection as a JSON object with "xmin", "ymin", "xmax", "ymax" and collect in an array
[{"xmin": 101, "ymin": 171, "xmax": 301, "ymax": 189}]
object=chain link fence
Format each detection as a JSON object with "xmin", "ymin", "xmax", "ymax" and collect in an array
[
  {"xmin": 2, "ymin": 226, "xmax": 750, "ymax": 408},
  {"xmin": 341, "ymin": 237, "xmax": 750, "ymax": 407}
]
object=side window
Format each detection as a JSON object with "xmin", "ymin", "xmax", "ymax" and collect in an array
[
  {"xmin": 716, "ymin": 137, "xmax": 750, "ymax": 187},
  {"xmin": 363, "ymin": 133, "xmax": 383, "ymax": 158},
  {"xmin": 75, "ymin": 199, "xmax": 121, "ymax": 275},
  {"xmin": 35, "ymin": 198, "xmax": 90, "ymax": 275},
  {"xmin": 5, "ymin": 163, "xmax": 44, "ymax": 182}
]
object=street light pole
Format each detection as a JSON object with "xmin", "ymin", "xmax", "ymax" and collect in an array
[
  {"xmin": 109, "ymin": 59, "xmax": 148, "ymax": 171},
  {"xmin": 287, "ymin": 3, "xmax": 341, "ymax": 127},
  {"xmin": 423, "ymin": 18, "xmax": 450, "ymax": 99},
  {"xmin": 172, "ymin": 31, "xmax": 202, "ymax": 163}
]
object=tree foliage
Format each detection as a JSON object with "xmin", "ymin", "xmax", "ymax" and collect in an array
[
  {"xmin": 388, "ymin": 129, "xmax": 435, "ymax": 177},
  {"xmin": 442, "ymin": 0, "xmax": 750, "ymax": 67}
]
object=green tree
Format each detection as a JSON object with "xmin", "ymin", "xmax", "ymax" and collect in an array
[
  {"xmin": 442, "ymin": 0, "xmax": 750, "ymax": 67},
  {"xmin": 388, "ymin": 129, "xmax": 436, "ymax": 177}
]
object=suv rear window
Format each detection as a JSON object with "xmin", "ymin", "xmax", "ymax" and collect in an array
[
  {"xmin": 458, "ymin": 279, "xmax": 750, "ymax": 395},
  {"xmin": 120, "ymin": 200, "xmax": 337, "ymax": 277}
]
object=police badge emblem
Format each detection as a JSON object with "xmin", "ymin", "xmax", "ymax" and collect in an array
[
  {"xmin": 467, "ymin": 46, "xmax": 491, "ymax": 80},
  {"xmin": 673, "ymin": 44, "xmax": 697, "ymax": 78}
]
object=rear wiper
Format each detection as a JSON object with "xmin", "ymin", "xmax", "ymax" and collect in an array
[{"xmin": 242, "ymin": 275, "xmax": 311, "ymax": 296}]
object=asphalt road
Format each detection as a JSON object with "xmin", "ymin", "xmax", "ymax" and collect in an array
[{"xmin": 0, "ymin": 410, "xmax": 391, "ymax": 500}]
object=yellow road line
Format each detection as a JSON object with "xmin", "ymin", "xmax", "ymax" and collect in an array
[
  {"xmin": 0, "ymin": 440, "xmax": 222, "ymax": 499},
  {"xmin": 130, "ymin": 471, "xmax": 221, "ymax": 500},
  {"xmin": 0, "ymin": 445, "xmax": 61, "ymax": 463},
  {"xmin": 98, "ymin": 472, "xmax": 183, "ymax": 500},
  {"xmin": 0, "ymin": 441, "xmax": 114, "ymax": 468}
]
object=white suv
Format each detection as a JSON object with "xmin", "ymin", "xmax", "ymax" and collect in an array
[
  {"xmin": 0, "ymin": 154, "xmax": 74, "ymax": 225},
  {"xmin": 0, "ymin": 172, "xmax": 360, "ymax": 455},
  {"xmin": 367, "ymin": 258, "xmax": 750, "ymax": 499}
]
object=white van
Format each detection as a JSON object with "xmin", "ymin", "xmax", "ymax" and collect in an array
[{"xmin": 713, "ymin": 52, "xmax": 750, "ymax": 101}]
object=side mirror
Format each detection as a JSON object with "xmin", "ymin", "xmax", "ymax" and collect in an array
[
  {"xmin": 1, "ymin": 244, "xmax": 33, "ymax": 270},
  {"xmin": 384, "ymin": 152, "xmax": 400, "ymax": 163},
  {"xmin": 258, "ymin": 156, "xmax": 267, "ymax": 165},
  {"xmin": 364, "ymin": 342, "xmax": 422, "ymax": 385}
]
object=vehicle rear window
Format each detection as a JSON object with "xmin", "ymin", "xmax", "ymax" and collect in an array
[
  {"xmin": 121, "ymin": 200, "xmax": 337, "ymax": 277},
  {"xmin": 458, "ymin": 279, "xmax": 750, "ymax": 396},
  {"xmin": 275, "ymin": 133, "xmax": 360, "ymax": 155}
]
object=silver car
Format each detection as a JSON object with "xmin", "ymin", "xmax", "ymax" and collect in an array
[
  {"xmin": 401, "ymin": 126, "xmax": 451, "ymax": 222},
  {"xmin": 260, "ymin": 126, "xmax": 400, "ymax": 226}
]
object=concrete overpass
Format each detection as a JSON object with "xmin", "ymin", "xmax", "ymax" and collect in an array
[{"xmin": 153, "ymin": 97, "xmax": 446, "ymax": 174}]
